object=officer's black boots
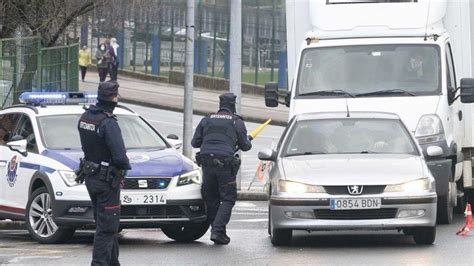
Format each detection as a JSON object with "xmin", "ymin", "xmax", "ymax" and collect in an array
[{"xmin": 210, "ymin": 232, "xmax": 230, "ymax": 245}]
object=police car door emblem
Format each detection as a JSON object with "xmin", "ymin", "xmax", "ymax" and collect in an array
[
  {"xmin": 138, "ymin": 180, "xmax": 148, "ymax": 188},
  {"xmin": 6, "ymin": 156, "xmax": 19, "ymax": 187}
]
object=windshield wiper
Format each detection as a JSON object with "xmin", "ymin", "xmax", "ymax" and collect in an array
[
  {"xmin": 299, "ymin": 90, "xmax": 355, "ymax": 98},
  {"xmin": 355, "ymin": 89, "xmax": 415, "ymax": 97},
  {"xmin": 286, "ymin": 151, "xmax": 327, "ymax": 157}
]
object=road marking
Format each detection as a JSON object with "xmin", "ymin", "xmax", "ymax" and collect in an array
[
  {"xmin": 232, "ymin": 218, "xmax": 268, "ymax": 223},
  {"xmin": 9, "ymin": 255, "xmax": 63, "ymax": 263}
]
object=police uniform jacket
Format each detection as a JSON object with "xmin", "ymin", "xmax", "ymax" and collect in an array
[
  {"xmin": 78, "ymin": 105, "xmax": 131, "ymax": 170},
  {"xmin": 191, "ymin": 109, "xmax": 252, "ymax": 157}
]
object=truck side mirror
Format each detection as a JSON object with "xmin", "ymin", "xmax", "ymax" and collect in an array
[
  {"xmin": 460, "ymin": 78, "xmax": 474, "ymax": 103},
  {"xmin": 265, "ymin": 82, "xmax": 279, "ymax": 107}
]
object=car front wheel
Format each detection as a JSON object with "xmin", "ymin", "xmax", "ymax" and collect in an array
[
  {"xmin": 25, "ymin": 187, "xmax": 75, "ymax": 244},
  {"xmin": 161, "ymin": 221, "xmax": 210, "ymax": 242},
  {"xmin": 412, "ymin": 226, "xmax": 436, "ymax": 245},
  {"xmin": 271, "ymin": 228, "xmax": 292, "ymax": 246}
]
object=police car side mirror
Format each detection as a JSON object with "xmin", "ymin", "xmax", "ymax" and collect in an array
[
  {"xmin": 258, "ymin": 148, "xmax": 276, "ymax": 161},
  {"xmin": 7, "ymin": 138, "xmax": 28, "ymax": 157},
  {"xmin": 166, "ymin": 134, "xmax": 182, "ymax": 150}
]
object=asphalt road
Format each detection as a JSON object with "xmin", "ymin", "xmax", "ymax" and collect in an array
[
  {"xmin": 0, "ymin": 201, "xmax": 471, "ymax": 265},
  {"xmin": 122, "ymin": 103, "xmax": 285, "ymax": 192}
]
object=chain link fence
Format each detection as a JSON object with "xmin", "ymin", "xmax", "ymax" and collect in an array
[
  {"xmin": 0, "ymin": 36, "xmax": 79, "ymax": 108},
  {"xmin": 82, "ymin": 0, "xmax": 287, "ymax": 88}
]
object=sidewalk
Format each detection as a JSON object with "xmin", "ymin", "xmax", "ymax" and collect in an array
[{"xmin": 79, "ymin": 71, "xmax": 289, "ymax": 126}]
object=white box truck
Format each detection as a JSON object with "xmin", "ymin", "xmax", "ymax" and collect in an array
[{"xmin": 265, "ymin": 0, "xmax": 474, "ymax": 224}]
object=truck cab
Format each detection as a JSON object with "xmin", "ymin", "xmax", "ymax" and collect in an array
[{"xmin": 265, "ymin": 0, "xmax": 474, "ymax": 224}]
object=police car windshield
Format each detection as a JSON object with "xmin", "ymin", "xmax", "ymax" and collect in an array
[{"xmin": 38, "ymin": 114, "xmax": 168, "ymax": 149}]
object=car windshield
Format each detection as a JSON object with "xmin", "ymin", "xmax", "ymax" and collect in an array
[
  {"xmin": 297, "ymin": 44, "xmax": 440, "ymax": 97},
  {"xmin": 38, "ymin": 114, "xmax": 168, "ymax": 149},
  {"xmin": 283, "ymin": 118, "xmax": 418, "ymax": 156}
]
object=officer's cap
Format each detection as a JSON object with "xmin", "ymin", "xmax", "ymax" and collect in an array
[
  {"xmin": 219, "ymin": 93, "xmax": 237, "ymax": 113},
  {"xmin": 97, "ymin": 81, "xmax": 119, "ymax": 102}
]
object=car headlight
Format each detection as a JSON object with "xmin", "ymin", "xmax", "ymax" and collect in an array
[
  {"xmin": 415, "ymin": 115, "xmax": 445, "ymax": 145},
  {"xmin": 58, "ymin": 170, "xmax": 79, "ymax": 187},
  {"xmin": 384, "ymin": 178, "xmax": 434, "ymax": 193},
  {"xmin": 278, "ymin": 180, "xmax": 325, "ymax": 193},
  {"xmin": 177, "ymin": 169, "xmax": 202, "ymax": 186}
]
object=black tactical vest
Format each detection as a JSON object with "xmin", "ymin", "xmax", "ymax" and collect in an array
[{"xmin": 78, "ymin": 109, "xmax": 113, "ymax": 164}]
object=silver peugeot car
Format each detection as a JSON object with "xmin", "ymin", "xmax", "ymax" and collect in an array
[{"xmin": 259, "ymin": 112, "xmax": 438, "ymax": 246}]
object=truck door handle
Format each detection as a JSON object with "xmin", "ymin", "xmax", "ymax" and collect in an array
[{"xmin": 458, "ymin": 111, "xmax": 462, "ymax": 121}]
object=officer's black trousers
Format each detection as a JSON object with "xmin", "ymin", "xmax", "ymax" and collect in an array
[
  {"xmin": 201, "ymin": 164, "xmax": 237, "ymax": 235},
  {"xmin": 86, "ymin": 176, "xmax": 121, "ymax": 266}
]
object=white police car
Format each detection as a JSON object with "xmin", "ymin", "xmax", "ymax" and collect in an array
[{"xmin": 0, "ymin": 92, "xmax": 207, "ymax": 244}]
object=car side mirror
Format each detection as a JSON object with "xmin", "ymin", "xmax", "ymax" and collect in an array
[
  {"xmin": 460, "ymin": 78, "xmax": 474, "ymax": 103},
  {"xmin": 166, "ymin": 134, "xmax": 182, "ymax": 150},
  {"xmin": 426, "ymin": 146, "xmax": 443, "ymax": 158},
  {"xmin": 265, "ymin": 82, "xmax": 279, "ymax": 107},
  {"xmin": 258, "ymin": 148, "xmax": 276, "ymax": 161},
  {"xmin": 7, "ymin": 138, "xmax": 28, "ymax": 157}
]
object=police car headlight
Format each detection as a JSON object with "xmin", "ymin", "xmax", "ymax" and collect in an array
[
  {"xmin": 177, "ymin": 170, "xmax": 202, "ymax": 186},
  {"xmin": 59, "ymin": 170, "xmax": 79, "ymax": 187}
]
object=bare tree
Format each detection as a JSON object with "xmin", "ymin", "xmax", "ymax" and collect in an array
[{"xmin": 1, "ymin": 0, "xmax": 109, "ymax": 46}]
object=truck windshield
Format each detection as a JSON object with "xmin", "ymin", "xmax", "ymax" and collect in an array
[{"xmin": 297, "ymin": 44, "xmax": 440, "ymax": 97}]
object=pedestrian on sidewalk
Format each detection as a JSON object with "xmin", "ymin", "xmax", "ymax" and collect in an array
[
  {"xmin": 110, "ymin": 37, "xmax": 120, "ymax": 80},
  {"xmin": 96, "ymin": 42, "xmax": 109, "ymax": 82},
  {"xmin": 79, "ymin": 46, "xmax": 92, "ymax": 82},
  {"xmin": 104, "ymin": 38, "xmax": 117, "ymax": 81},
  {"xmin": 191, "ymin": 93, "xmax": 252, "ymax": 245}
]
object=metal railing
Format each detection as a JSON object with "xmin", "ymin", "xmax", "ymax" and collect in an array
[{"xmin": 1, "ymin": 36, "xmax": 79, "ymax": 108}]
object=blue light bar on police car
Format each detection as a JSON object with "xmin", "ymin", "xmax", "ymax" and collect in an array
[{"xmin": 19, "ymin": 92, "xmax": 98, "ymax": 105}]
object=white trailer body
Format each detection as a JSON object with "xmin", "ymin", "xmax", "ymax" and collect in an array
[{"xmin": 275, "ymin": 0, "xmax": 474, "ymax": 224}]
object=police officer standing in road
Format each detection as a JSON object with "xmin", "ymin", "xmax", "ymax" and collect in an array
[
  {"xmin": 76, "ymin": 81, "xmax": 131, "ymax": 265},
  {"xmin": 191, "ymin": 93, "xmax": 252, "ymax": 245}
]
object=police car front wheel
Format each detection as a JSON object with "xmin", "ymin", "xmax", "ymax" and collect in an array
[{"xmin": 26, "ymin": 187, "xmax": 75, "ymax": 244}]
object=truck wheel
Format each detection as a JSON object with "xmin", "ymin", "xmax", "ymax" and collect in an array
[
  {"xmin": 454, "ymin": 179, "xmax": 466, "ymax": 214},
  {"xmin": 161, "ymin": 221, "xmax": 210, "ymax": 242},
  {"xmin": 412, "ymin": 227, "xmax": 436, "ymax": 245},
  {"xmin": 271, "ymin": 228, "xmax": 292, "ymax": 246},
  {"xmin": 25, "ymin": 187, "xmax": 75, "ymax": 244},
  {"xmin": 437, "ymin": 182, "xmax": 454, "ymax": 224}
]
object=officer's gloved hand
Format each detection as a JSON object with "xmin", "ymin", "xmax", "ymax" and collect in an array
[
  {"xmin": 75, "ymin": 174, "xmax": 85, "ymax": 184},
  {"xmin": 122, "ymin": 170, "xmax": 128, "ymax": 178},
  {"xmin": 248, "ymin": 135, "xmax": 253, "ymax": 141}
]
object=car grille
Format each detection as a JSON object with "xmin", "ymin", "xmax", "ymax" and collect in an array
[
  {"xmin": 121, "ymin": 203, "xmax": 205, "ymax": 219},
  {"xmin": 314, "ymin": 208, "xmax": 398, "ymax": 220},
  {"xmin": 122, "ymin": 178, "xmax": 172, "ymax": 189},
  {"xmin": 323, "ymin": 185, "xmax": 386, "ymax": 195}
]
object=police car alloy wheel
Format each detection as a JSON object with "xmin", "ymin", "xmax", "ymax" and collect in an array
[
  {"xmin": 26, "ymin": 187, "xmax": 75, "ymax": 244},
  {"xmin": 161, "ymin": 221, "xmax": 209, "ymax": 242}
]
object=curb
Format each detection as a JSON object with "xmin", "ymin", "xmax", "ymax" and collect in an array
[
  {"xmin": 121, "ymin": 97, "xmax": 288, "ymax": 126},
  {"xmin": 237, "ymin": 191, "xmax": 268, "ymax": 201},
  {"xmin": 0, "ymin": 221, "xmax": 25, "ymax": 230}
]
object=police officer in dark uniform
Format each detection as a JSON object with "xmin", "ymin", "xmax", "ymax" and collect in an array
[
  {"xmin": 191, "ymin": 93, "xmax": 252, "ymax": 245},
  {"xmin": 77, "ymin": 81, "xmax": 130, "ymax": 266}
]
